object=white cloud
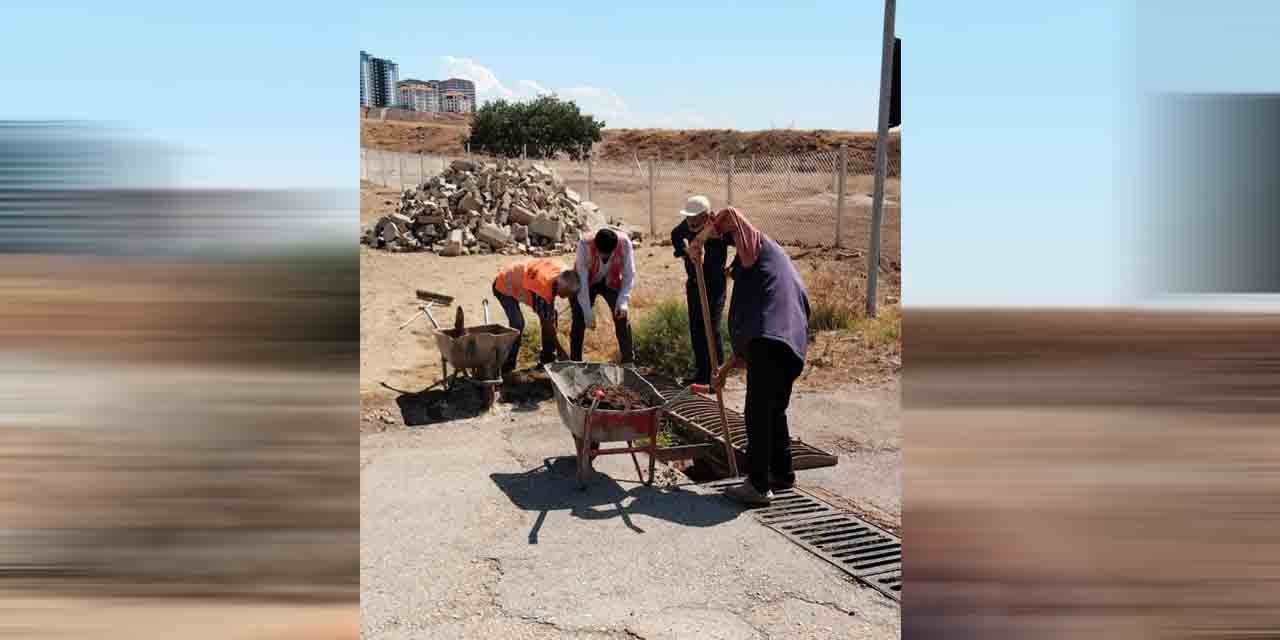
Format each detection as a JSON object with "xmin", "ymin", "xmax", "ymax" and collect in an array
[
  {"xmin": 439, "ymin": 56, "xmax": 512, "ymax": 99},
  {"xmin": 440, "ymin": 57, "xmax": 717, "ymax": 128},
  {"xmin": 558, "ymin": 86, "xmax": 631, "ymax": 126},
  {"xmin": 515, "ymin": 79, "xmax": 550, "ymax": 98}
]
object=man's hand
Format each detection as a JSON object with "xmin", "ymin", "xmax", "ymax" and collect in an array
[
  {"xmin": 687, "ymin": 239, "xmax": 705, "ymax": 265},
  {"xmin": 711, "ymin": 355, "xmax": 745, "ymax": 392},
  {"xmin": 614, "ymin": 306, "xmax": 628, "ymax": 322}
]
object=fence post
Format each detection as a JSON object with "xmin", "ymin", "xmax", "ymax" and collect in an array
[
  {"xmin": 648, "ymin": 158, "xmax": 657, "ymax": 238},
  {"xmin": 522, "ymin": 144, "xmax": 527, "ymax": 162},
  {"xmin": 727, "ymin": 155, "xmax": 735, "ymax": 205},
  {"xmin": 586, "ymin": 152, "xmax": 593, "ymax": 202},
  {"xmin": 466, "ymin": 143, "xmax": 470, "ymax": 156},
  {"xmin": 715, "ymin": 151, "xmax": 721, "ymax": 189},
  {"xmin": 835, "ymin": 144, "xmax": 848, "ymax": 249},
  {"xmin": 398, "ymin": 153, "xmax": 406, "ymax": 190},
  {"xmin": 867, "ymin": 0, "xmax": 896, "ymax": 318},
  {"xmin": 684, "ymin": 152, "xmax": 689, "ymax": 193},
  {"xmin": 750, "ymin": 154, "xmax": 756, "ymax": 190}
]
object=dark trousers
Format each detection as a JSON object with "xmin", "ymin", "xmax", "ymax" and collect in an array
[
  {"xmin": 744, "ymin": 338, "xmax": 803, "ymax": 493},
  {"xmin": 569, "ymin": 282, "xmax": 634, "ymax": 363},
  {"xmin": 493, "ymin": 285, "xmax": 554, "ymax": 374},
  {"xmin": 685, "ymin": 280, "xmax": 726, "ymax": 383}
]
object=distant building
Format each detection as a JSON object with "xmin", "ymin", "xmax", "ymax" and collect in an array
[
  {"xmin": 439, "ymin": 78, "xmax": 476, "ymax": 111},
  {"xmin": 360, "ymin": 50, "xmax": 399, "ymax": 107},
  {"xmin": 441, "ymin": 91, "xmax": 472, "ymax": 114},
  {"xmin": 397, "ymin": 79, "xmax": 439, "ymax": 113}
]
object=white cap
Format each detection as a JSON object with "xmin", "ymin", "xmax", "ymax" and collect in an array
[{"xmin": 679, "ymin": 195, "xmax": 711, "ymax": 218}]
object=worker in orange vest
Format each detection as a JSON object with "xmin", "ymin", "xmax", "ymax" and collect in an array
[
  {"xmin": 570, "ymin": 228, "xmax": 636, "ymax": 364},
  {"xmin": 492, "ymin": 259, "xmax": 580, "ymax": 374}
]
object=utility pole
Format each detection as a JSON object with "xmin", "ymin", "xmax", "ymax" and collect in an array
[{"xmin": 866, "ymin": 0, "xmax": 896, "ymax": 317}]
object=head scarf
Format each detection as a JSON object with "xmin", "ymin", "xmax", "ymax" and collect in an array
[{"xmin": 711, "ymin": 207, "xmax": 764, "ymax": 268}]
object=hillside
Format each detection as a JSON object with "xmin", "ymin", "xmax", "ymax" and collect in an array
[{"xmin": 361, "ymin": 117, "xmax": 900, "ymax": 164}]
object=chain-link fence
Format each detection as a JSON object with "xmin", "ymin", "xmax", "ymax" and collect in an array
[{"xmin": 361, "ymin": 145, "xmax": 900, "ymax": 252}]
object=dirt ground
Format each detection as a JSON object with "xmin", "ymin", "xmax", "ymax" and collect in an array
[
  {"xmin": 360, "ymin": 117, "xmax": 900, "ymax": 167},
  {"xmin": 359, "ymin": 218, "xmax": 901, "ymax": 412}
]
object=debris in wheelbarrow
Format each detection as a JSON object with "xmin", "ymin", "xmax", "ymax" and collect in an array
[{"xmin": 572, "ymin": 384, "xmax": 656, "ymax": 411}]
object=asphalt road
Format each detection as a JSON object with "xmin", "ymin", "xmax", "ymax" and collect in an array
[{"xmin": 361, "ymin": 386, "xmax": 900, "ymax": 639}]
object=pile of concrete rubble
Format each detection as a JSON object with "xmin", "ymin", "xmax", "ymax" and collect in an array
[{"xmin": 362, "ymin": 158, "xmax": 639, "ymax": 256}]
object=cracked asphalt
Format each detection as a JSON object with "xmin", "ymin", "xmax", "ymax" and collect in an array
[{"xmin": 361, "ymin": 385, "xmax": 900, "ymax": 639}]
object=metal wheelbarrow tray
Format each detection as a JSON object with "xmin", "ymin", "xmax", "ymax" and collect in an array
[
  {"xmin": 545, "ymin": 362, "xmax": 707, "ymax": 488},
  {"xmin": 411, "ymin": 299, "xmax": 521, "ymax": 408}
]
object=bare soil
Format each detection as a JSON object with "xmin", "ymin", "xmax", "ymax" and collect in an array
[
  {"xmin": 360, "ymin": 117, "xmax": 900, "ymax": 168},
  {"xmin": 360, "ymin": 182, "xmax": 902, "ymax": 423}
]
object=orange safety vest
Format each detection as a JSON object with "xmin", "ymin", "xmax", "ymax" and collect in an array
[
  {"xmin": 586, "ymin": 230, "xmax": 626, "ymax": 290},
  {"xmin": 494, "ymin": 259, "xmax": 561, "ymax": 308}
]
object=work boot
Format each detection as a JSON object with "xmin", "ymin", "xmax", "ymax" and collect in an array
[{"xmin": 723, "ymin": 481, "xmax": 773, "ymax": 507}]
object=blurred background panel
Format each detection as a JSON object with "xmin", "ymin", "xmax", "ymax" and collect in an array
[
  {"xmin": 903, "ymin": 1, "xmax": 1280, "ymax": 638},
  {"xmin": 0, "ymin": 4, "xmax": 357, "ymax": 638}
]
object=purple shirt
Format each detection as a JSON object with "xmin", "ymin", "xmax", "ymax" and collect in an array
[{"xmin": 727, "ymin": 237, "xmax": 810, "ymax": 365}]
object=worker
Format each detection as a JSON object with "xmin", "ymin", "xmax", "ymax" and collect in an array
[
  {"xmin": 570, "ymin": 227, "xmax": 636, "ymax": 365},
  {"xmin": 690, "ymin": 207, "xmax": 811, "ymax": 506},
  {"xmin": 491, "ymin": 258, "xmax": 579, "ymax": 375},
  {"xmin": 671, "ymin": 195, "xmax": 729, "ymax": 386}
]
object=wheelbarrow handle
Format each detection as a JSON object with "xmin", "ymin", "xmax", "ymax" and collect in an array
[
  {"xmin": 422, "ymin": 301, "xmax": 442, "ymax": 330},
  {"xmin": 482, "ymin": 298, "xmax": 490, "ymax": 324}
]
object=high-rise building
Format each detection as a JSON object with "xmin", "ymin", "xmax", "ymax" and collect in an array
[
  {"xmin": 439, "ymin": 78, "xmax": 476, "ymax": 112},
  {"xmin": 360, "ymin": 50, "xmax": 399, "ymax": 108},
  {"xmin": 396, "ymin": 79, "xmax": 439, "ymax": 113},
  {"xmin": 441, "ymin": 91, "xmax": 472, "ymax": 114}
]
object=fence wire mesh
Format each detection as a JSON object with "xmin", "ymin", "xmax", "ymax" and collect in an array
[{"xmin": 361, "ymin": 145, "xmax": 900, "ymax": 251}]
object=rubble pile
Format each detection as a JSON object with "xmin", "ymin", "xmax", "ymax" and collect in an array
[{"xmin": 363, "ymin": 159, "xmax": 639, "ymax": 256}]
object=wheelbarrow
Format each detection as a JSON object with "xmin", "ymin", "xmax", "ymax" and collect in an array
[
  {"xmin": 545, "ymin": 362, "xmax": 711, "ymax": 488},
  {"xmin": 402, "ymin": 296, "xmax": 521, "ymax": 409}
]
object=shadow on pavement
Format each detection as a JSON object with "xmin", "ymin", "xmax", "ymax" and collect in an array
[
  {"xmin": 394, "ymin": 384, "xmax": 489, "ymax": 426},
  {"xmin": 491, "ymin": 456, "xmax": 741, "ymax": 544},
  {"xmin": 498, "ymin": 371, "xmax": 554, "ymax": 411}
]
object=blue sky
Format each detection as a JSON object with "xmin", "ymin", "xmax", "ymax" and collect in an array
[
  {"xmin": 1, "ymin": 2, "xmax": 355, "ymax": 189},
  {"xmin": 358, "ymin": 2, "xmax": 889, "ymax": 131}
]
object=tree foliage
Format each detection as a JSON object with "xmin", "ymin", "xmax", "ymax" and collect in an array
[{"xmin": 467, "ymin": 95, "xmax": 604, "ymax": 160}]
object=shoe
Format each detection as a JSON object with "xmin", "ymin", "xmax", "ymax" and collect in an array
[
  {"xmin": 769, "ymin": 474, "xmax": 796, "ymax": 491},
  {"xmin": 723, "ymin": 481, "xmax": 773, "ymax": 506}
]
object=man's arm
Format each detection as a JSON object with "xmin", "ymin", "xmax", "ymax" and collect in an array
[
  {"xmin": 671, "ymin": 221, "xmax": 688, "ymax": 258},
  {"xmin": 574, "ymin": 239, "xmax": 594, "ymax": 329},
  {"xmin": 617, "ymin": 236, "xmax": 637, "ymax": 311}
]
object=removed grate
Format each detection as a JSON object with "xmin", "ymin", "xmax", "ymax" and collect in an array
[{"xmin": 706, "ymin": 480, "xmax": 902, "ymax": 602}]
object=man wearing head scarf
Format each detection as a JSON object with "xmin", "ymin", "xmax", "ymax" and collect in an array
[
  {"xmin": 689, "ymin": 207, "xmax": 810, "ymax": 506},
  {"xmin": 671, "ymin": 195, "xmax": 729, "ymax": 386},
  {"xmin": 570, "ymin": 227, "xmax": 636, "ymax": 364}
]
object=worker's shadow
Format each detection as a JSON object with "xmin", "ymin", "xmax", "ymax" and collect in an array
[
  {"xmin": 386, "ymin": 382, "xmax": 489, "ymax": 427},
  {"xmin": 490, "ymin": 456, "xmax": 741, "ymax": 545},
  {"xmin": 496, "ymin": 370, "xmax": 554, "ymax": 412}
]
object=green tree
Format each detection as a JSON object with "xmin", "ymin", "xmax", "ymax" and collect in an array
[{"xmin": 468, "ymin": 95, "xmax": 604, "ymax": 160}]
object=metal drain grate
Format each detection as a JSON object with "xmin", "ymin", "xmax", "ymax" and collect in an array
[
  {"xmin": 651, "ymin": 378, "xmax": 839, "ymax": 471},
  {"xmin": 708, "ymin": 481, "xmax": 902, "ymax": 602}
]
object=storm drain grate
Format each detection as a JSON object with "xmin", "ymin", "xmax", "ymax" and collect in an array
[{"xmin": 706, "ymin": 480, "xmax": 902, "ymax": 602}]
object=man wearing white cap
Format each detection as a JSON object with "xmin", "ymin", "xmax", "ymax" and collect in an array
[{"xmin": 670, "ymin": 195, "xmax": 730, "ymax": 386}]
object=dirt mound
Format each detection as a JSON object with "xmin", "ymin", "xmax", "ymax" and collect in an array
[
  {"xmin": 360, "ymin": 118, "xmax": 901, "ymax": 166},
  {"xmin": 361, "ymin": 119, "xmax": 470, "ymax": 154},
  {"xmin": 596, "ymin": 128, "xmax": 900, "ymax": 164}
]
